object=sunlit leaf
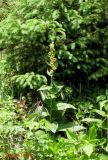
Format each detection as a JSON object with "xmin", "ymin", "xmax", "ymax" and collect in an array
[
  {"xmin": 83, "ymin": 144, "xmax": 94, "ymax": 157},
  {"xmin": 56, "ymin": 103, "xmax": 76, "ymax": 110}
]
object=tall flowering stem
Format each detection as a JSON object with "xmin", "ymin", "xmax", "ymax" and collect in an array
[
  {"xmin": 48, "ymin": 42, "xmax": 57, "ymax": 121},
  {"xmin": 48, "ymin": 42, "xmax": 57, "ymax": 78}
]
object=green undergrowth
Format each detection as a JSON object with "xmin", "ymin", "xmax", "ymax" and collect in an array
[
  {"xmin": 0, "ymin": 0, "xmax": 108, "ymax": 159},
  {"xmin": 0, "ymin": 55, "xmax": 108, "ymax": 160}
]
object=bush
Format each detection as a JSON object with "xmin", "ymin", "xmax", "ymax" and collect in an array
[
  {"xmin": 0, "ymin": 0, "xmax": 108, "ymax": 80},
  {"xmin": 0, "ymin": 1, "xmax": 108, "ymax": 159}
]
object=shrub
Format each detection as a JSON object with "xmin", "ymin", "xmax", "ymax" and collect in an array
[{"xmin": 0, "ymin": 0, "xmax": 108, "ymax": 81}]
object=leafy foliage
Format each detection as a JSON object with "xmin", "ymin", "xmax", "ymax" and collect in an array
[
  {"xmin": 12, "ymin": 72, "xmax": 47, "ymax": 89},
  {"xmin": 0, "ymin": 0, "xmax": 108, "ymax": 160},
  {"xmin": 0, "ymin": 0, "xmax": 18, "ymax": 21},
  {"xmin": 0, "ymin": 0, "xmax": 108, "ymax": 80}
]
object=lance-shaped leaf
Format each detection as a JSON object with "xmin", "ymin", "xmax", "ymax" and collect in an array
[{"xmin": 55, "ymin": 103, "xmax": 76, "ymax": 110}]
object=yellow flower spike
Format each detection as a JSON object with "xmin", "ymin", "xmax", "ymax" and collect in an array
[{"xmin": 48, "ymin": 42, "xmax": 57, "ymax": 77}]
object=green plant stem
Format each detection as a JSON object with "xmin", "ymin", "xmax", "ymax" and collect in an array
[
  {"xmin": 50, "ymin": 76, "xmax": 53, "ymax": 122},
  {"xmin": 106, "ymin": 110, "xmax": 108, "ymax": 144}
]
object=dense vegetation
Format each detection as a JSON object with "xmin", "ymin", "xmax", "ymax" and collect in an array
[{"xmin": 0, "ymin": 0, "xmax": 108, "ymax": 159}]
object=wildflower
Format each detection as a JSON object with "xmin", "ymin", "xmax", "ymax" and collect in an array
[{"xmin": 48, "ymin": 42, "xmax": 57, "ymax": 76}]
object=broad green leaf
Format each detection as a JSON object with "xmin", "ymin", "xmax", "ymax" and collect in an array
[
  {"xmin": 45, "ymin": 120, "xmax": 58, "ymax": 133},
  {"xmin": 96, "ymin": 95, "xmax": 106, "ymax": 102},
  {"xmin": 99, "ymin": 100, "xmax": 108, "ymax": 110},
  {"xmin": 58, "ymin": 123, "xmax": 85, "ymax": 132},
  {"xmin": 66, "ymin": 129, "xmax": 78, "ymax": 142},
  {"xmin": 83, "ymin": 144, "xmax": 94, "ymax": 157},
  {"xmin": 39, "ymin": 91, "xmax": 47, "ymax": 101},
  {"xmin": 56, "ymin": 103, "xmax": 76, "ymax": 110},
  {"xmin": 35, "ymin": 130, "xmax": 49, "ymax": 142},
  {"xmin": 82, "ymin": 118, "xmax": 102, "ymax": 123},
  {"xmin": 38, "ymin": 85, "xmax": 52, "ymax": 91},
  {"xmin": 92, "ymin": 109, "xmax": 108, "ymax": 117},
  {"xmin": 89, "ymin": 125, "xmax": 97, "ymax": 140}
]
